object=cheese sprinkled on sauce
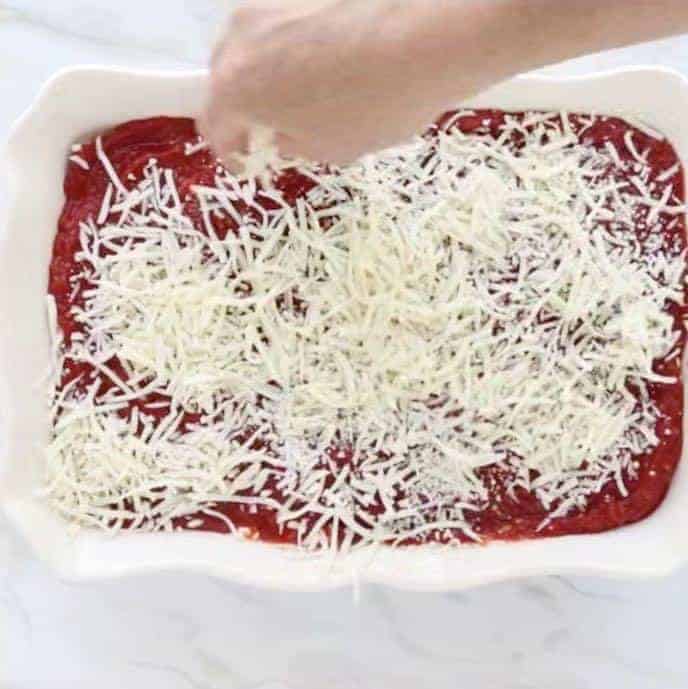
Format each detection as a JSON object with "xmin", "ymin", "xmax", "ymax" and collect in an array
[{"xmin": 45, "ymin": 111, "xmax": 687, "ymax": 549}]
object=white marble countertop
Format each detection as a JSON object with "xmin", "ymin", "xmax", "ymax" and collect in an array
[{"xmin": 2, "ymin": 3, "xmax": 688, "ymax": 687}]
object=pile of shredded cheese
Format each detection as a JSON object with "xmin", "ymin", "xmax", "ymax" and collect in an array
[{"xmin": 45, "ymin": 111, "xmax": 687, "ymax": 549}]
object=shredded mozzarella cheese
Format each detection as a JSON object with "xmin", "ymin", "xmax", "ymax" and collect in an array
[{"xmin": 45, "ymin": 111, "xmax": 687, "ymax": 549}]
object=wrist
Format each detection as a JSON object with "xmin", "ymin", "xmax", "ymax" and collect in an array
[{"xmin": 396, "ymin": 0, "xmax": 533, "ymax": 103}]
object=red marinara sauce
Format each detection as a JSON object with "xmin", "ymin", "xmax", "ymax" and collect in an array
[{"xmin": 49, "ymin": 112, "xmax": 687, "ymax": 545}]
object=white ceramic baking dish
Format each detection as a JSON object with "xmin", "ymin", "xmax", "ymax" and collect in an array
[{"xmin": 1, "ymin": 66, "xmax": 687, "ymax": 590}]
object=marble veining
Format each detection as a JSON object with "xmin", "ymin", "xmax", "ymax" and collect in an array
[{"xmin": 2, "ymin": 3, "xmax": 688, "ymax": 687}]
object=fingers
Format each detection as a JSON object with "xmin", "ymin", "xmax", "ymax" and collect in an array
[
  {"xmin": 277, "ymin": 133, "xmax": 341, "ymax": 166},
  {"xmin": 276, "ymin": 128, "xmax": 366, "ymax": 167},
  {"xmin": 197, "ymin": 103, "xmax": 249, "ymax": 172},
  {"xmin": 199, "ymin": 113, "xmax": 321, "ymax": 177}
]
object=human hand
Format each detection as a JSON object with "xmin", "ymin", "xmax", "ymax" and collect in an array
[
  {"xmin": 200, "ymin": 0, "xmax": 506, "ymax": 166},
  {"xmin": 201, "ymin": 0, "xmax": 688, "ymax": 168}
]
